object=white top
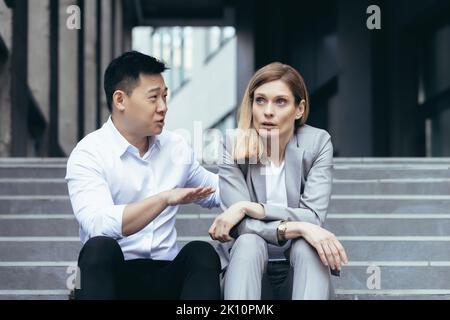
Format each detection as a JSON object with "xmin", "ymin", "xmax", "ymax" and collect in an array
[
  {"xmin": 265, "ymin": 160, "xmax": 291, "ymax": 261},
  {"xmin": 65, "ymin": 117, "xmax": 220, "ymax": 261}
]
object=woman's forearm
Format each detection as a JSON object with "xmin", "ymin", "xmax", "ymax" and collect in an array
[{"xmin": 235, "ymin": 201, "xmax": 266, "ymax": 219}]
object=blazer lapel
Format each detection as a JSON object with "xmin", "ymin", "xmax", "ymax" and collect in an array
[
  {"xmin": 285, "ymin": 134, "xmax": 304, "ymax": 208},
  {"xmin": 250, "ymin": 163, "xmax": 266, "ymax": 203}
]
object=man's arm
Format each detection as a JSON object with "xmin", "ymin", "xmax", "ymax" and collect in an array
[
  {"xmin": 66, "ymin": 149, "xmax": 214, "ymax": 239},
  {"xmin": 122, "ymin": 187, "xmax": 214, "ymax": 236}
]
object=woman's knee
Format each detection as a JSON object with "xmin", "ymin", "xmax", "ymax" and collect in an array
[
  {"xmin": 78, "ymin": 236, "xmax": 123, "ymax": 266},
  {"xmin": 289, "ymin": 238, "xmax": 320, "ymax": 265},
  {"xmin": 230, "ymin": 234, "xmax": 268, "ymax": 262}
]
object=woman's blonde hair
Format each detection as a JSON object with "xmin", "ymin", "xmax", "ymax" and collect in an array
[{"xmin": 233, "ymin": 62, "xmax": 310, "ymax": 162}]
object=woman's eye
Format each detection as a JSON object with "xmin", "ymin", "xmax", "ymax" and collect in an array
[
  {"xmin": 149, "ymin": 96, "xmax": 157, "ymax": 101},
  {"xmin": 276, "ymin": 99, "xmax": 287, "ymax": 105},
  {"xmin": 255, "ymin": 97, "xmax": 265, "ymax": 105}
]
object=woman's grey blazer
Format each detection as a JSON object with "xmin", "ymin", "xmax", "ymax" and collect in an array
[{"xmin": 215, "ymin": 124, "xmax": 334, "ymax": 270}]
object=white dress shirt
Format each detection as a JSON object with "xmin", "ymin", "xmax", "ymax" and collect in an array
[
  {"xmin": 265, "ymin": 160, "xmax": 291, "ymax": 261},
  {"xmin": 65, "ymin": 117, "xmax": 220, "ymax": 261}
]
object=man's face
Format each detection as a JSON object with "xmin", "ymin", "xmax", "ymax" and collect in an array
[{"xmin": 120, "ymin": 74, "xmax": 168, "ymax": 137}]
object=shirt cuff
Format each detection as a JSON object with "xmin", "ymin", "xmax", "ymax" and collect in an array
[{"xmin": 102, "ymin": 204, "xmax": 126, "ymax": 239}]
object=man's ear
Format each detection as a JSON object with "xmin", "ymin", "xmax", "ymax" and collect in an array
[{"xmin": 112, "ymin": 90, "xmax": 126, "ymax": 112}]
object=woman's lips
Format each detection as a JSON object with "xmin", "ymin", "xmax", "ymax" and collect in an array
[{"xmin": 261, "ymin": 123, "xmax": 277, "ymax": 128}]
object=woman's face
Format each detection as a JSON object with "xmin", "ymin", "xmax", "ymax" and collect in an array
[{"xmin": 252, "ymin": 80, "xmax": 304, "ymax": 144}]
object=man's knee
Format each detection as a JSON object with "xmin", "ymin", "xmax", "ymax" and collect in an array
[
  {"xmin": 182, "ymin": 241, "xmax": 221, "ymax": 271},
  {"xmin": 230, "ymin": 234, "xmax": 268, "ymax": 263},
  {"xmin": 78, "ymin": 236, "xmax": 123, "ymax": 267}
]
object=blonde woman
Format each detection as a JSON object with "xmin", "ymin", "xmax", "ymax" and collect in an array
[{"xmin": 209, "ymin": 62, "xmax": 348, "ymax": 300}]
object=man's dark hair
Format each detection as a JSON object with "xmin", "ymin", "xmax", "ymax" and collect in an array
[{"xmin": 104, "ymin": 51, "xmax": 168, "ymax": 111}]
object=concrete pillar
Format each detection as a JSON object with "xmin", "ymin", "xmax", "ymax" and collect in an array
[
  {"xmin": 58, "ymin": 0, "xmax": 79, "ymax": 155},
  {"xmin": 0, "ymin": 2, "xmax": 12, "ymax": 156},
  {"xmin": 113, "ymin": 0, "xmax": 123, "ymax": 57},
  {"xmin": 336, "ymin": 0, "xmax": 374, "ymax": 156},
  {"xmin": 10, "ymin": 0, "xmax": 29, "ymax": 156},
  {"xmin": 235, "ymin": 0, "xmax": 256, "ymax": 102},
  {"xmin": 387, "ymin": 1, "xmax": 424, "ymax": 156},
  {"xmin": 100, "ymin": 0, "xmax": 112, "ymax": 123},
  {"xmin": 83, "ymin": 0, "xmax": 97, "ymax": 134},
  {"xmin": 28, "ymin": 0, "xmax": 50, "ymax": 123}
]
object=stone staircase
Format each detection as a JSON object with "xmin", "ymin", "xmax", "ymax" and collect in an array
[{"xmin": 1, "ymin": 157, "xmax": 450, "ymax": 300}]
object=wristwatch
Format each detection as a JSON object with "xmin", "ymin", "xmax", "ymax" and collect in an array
[{"xmin": 277, "ymin": 221, "xmax": 288, "ymax": 242}]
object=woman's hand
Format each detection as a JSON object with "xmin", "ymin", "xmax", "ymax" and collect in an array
[
  {"xmin": 294, "ymin": 222, "xmax": 349, "ymax": 271},
  {"xmin": 208, "ymin": 203, "xmax": 246, "ymax": 242}
]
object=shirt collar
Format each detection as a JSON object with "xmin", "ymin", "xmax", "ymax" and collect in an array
[{"xmin": 105, "ymin": 116, "xmax": 166, "ymax": 157}]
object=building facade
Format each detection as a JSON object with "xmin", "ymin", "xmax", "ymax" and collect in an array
[{"xmin": 0, "ymin": 0, "xmax": 449, "ymax": 158}]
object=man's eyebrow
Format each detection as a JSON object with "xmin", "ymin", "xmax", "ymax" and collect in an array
[{"xmin": 146, "ymin": 87, "xmax": 168, "ymax": 94}]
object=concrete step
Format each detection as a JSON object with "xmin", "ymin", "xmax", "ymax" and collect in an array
[
  {"xmin": 0, "ymin": 240, "xmax": 82, "ymax": 261},
  {"xmin": 333, "ymin": 265, "xmax": 450, "ymax": 290},
  {"xmin": 1, "ymin": 264, "xmax": 449, "ymax": 292},
  {"xmin": 2, "ymin": 157, "xmax": 450, "ymax": 165},
  {"xmin": 1, "ymin": 178, "xmax": 449, "ymax": 196},
  {"xmin": 2, "ymin": 194, "xmax": 450, "ymax": 215},
  {"xmin": 0, "ymin": 179, "xmax": 68, "ymax": 195},
  {"xmin": 333, "ymin": 158, "xmax": 450, "ymax": 164},
  {"xmin": 0, "ymin": 266, "xmax": 72, "ymax": 290},
  {"xmin": 0, "ymin": 290, "xmax": 70, "ymax": 300},
  {"xmin": 175, "ymin": 215, "xmax": 450, "ymax": 237},
  {"xmin": 333, "ymin": 167, "xmax": 450, "ymax": 180},
  {"xmin": 0, "ymin": 165, "xmax": 67, "ymax": 179},
  {"xmin": 1, "ymin": 157, "xmax": 449, "ymax": 162},
  {"xmin": 179, "ymin": 197, "xmax": 450, "ymax": 215},
  {"xmin": 1, "ymin": 162, "xmax": 450, "ymax": 180},
  {"xmin": 0, "ymin": 290, "xmax": 448, "ymax": 300},
  {"xmin": 332, "ymin": 179, "xmax": 450, "ymax": 195},
  {"xmin": 338, "ymin": 240, "xmax": 450, "ymax": 261},
  {"xmin": 327, "ymin": 196, "xmax": 450, "ymax": 214},
  {"xmin": 335, "ymin": 291, "xmax": 450, "ymax": 300},
  {"xmin": 0, "ymin": 196, "xmax": 71, "ymax": 214},
  {"xmin": 323, "ymin": 216, "xmax": 450, "ymax": 236},
  {"xmin": 0, "ymin": 216, "xmax": 79, "ymax": 236},
  {"xmin": 2, "ymin": 238, "xmax": 450, "ymax": 261},
  {"xmin": 3, "ymin": 214, "xmax": 450, "ymax": 237},
  {"xmin": 0, "ymin": 158, "xmax": 68, "ymax": 164}
]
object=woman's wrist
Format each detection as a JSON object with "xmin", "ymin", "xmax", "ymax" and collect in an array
[
  {"xmin": 286, "ymin": 221, "xmax": 306, "ymax": 239},
  {"xmin": 230, "ymin": 201, "xmax": 247, "ymax": 218},
  {"xmin": 234, "ymin": 201, "xmax": 265, "ymax": 219}
]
